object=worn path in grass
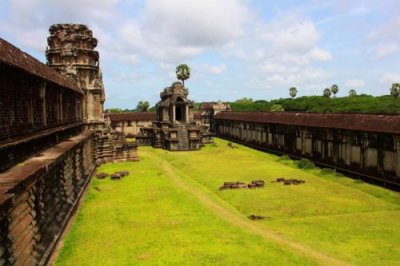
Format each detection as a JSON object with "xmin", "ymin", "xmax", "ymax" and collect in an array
[
  {"xmin": 56, "ymin": 147, "xmax": 317, "ymax": 265},
  {"xmin": 145, "ymin": 149, "xmax": 349, "ymax": 266},
  {"xmin": 56, "ymin": 138, "xmax": 400, "ymax": 265},
  {"xmin": 153, "ymin": 139, "xmax": 400, "ymax": 266}
]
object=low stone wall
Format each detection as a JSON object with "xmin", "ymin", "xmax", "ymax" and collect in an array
[
  {"xmin": 214, "ymin": 114, "xmax": 400, "ymax": 188},
  {"xmin": 0, "ymin": 131, "xmax": 96, "ymax": 265}
]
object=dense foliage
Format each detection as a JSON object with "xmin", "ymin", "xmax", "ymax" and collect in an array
[
  {"xmin": 136, "ymin": 101, "xmax": 150, "ymax": 112},
  {"xmin": 228, "ymin": 95, "xmax": 400, "ymax": 113},
  {"xmin": 176, "ymin": 64, "xmax": 191, "ymax": 87}
]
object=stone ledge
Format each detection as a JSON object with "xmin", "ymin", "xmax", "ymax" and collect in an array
[
  {"xmin": 0, "ymin": 122, "xmax": 84, "ymax": 149},
  {"xmin": 0, "ymin": 130, "xmax": 94, "ymax": 202}
]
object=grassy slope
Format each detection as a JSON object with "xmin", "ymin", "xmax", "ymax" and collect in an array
[
  {"xmin": 56, "ymin": 138, "xmax": 400, "ymax": 265},
  {"xmin": 158, "ymin": 139, "xmax": 400, "ymax": 265},
  {"xmin": 55, "ymin": 150, "xmax": 314, "ymax": 265}
]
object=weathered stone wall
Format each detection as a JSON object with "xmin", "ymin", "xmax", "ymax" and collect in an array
[
  {"xmin": 0, "ymin": 51, "xmax": 83, "ymax": 142},
  {"xmin": 0, "ymin": 132, "xmax": 96, "ymax": 265},
  {"xmin": 1, "ymin": 28, "xmax": 139, "ymax": 266},
  {"xmin": 215, "ymin": 115, "xmax": 400, "ymax": 187},
  {"xmin": 105, "ymin": 112, "xmax": 156, "ymax": 137},
  {"xmin": 95, "ymin": 129, "xmax": 139, "ymax": 163},
  {"xmin": 0, "ymin": 38, "xmax": 85, "ymax": 173},
  {"xmin": 46, "ymin": 24, "xmax": 105, "ymax": 128},
  {"xmin": 112, "ymin": 120, "xmax": 154, "ymax": 136}
]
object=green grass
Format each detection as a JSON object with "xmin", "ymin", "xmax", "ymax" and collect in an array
[
  {"xmin": 56, "ymin": 138, "xmax": 400, "ymax": 265},
  {"xmin": 125, "ymin": 137, "xmax": 136, "ymax": 143}
]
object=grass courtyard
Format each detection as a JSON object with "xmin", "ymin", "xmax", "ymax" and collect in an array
[{"xmin": 55, "ymin": 138, "xmax": 400, "ymax": 265}]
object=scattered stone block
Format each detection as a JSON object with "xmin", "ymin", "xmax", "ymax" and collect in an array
[
  {"xmin": 96, "ymin": 173, "xmax": 109, "ymax": 179},
  {"xmin": 237, "ymin": 183, "xmax": 247, "ymax": 189},
  {"xmin": 117, "ymin": 171, "xmax": 129, "ymax": 177},
  {"xmin": 248, "ymin": 183, "xmax": 257, "ymax": 189},
  {"xmin": 275, "ymin": 177, "xmax": 306, "ymax": 186},
  {"xmin": 248, "ymin": 214, "xmax": 267, "ymax": 220},
  {"xmin": 252, "ymin": 180, "xmax": 265, "ymax": 187},
  {"xmin": 110, "ymin": 173, "xmax": 122, "ymax": 180}
]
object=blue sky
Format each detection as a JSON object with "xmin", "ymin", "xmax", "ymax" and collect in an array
[{"xmin": 0, "ymin": 0, "xmax": 399, "ymax": 108}]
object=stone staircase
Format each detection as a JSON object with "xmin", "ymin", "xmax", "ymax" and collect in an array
[
  {"xmin": 177, "ymin": 125, "xmax": 189, "ymax": 151},
  {"xmin": 96, "ymin": 133, "xmax": 113, "ymax": 163},
  {"xmin": 95, "ymin": 129, "xmax": 139, "ymax": 163}
]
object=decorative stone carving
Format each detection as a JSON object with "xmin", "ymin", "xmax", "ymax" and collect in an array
[
  {"xmin": 46, "ymin": 24, "xmax": 105, "ymax": 129},
  {"xmin": 141, "ymin": 81, "xmax": 206, "ymax": 151}
]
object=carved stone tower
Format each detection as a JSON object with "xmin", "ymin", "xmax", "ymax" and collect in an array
[
  {"xmin": 142, "ymin": 81, "xmax": 203, "ymax": 151},
  {"xmin": 157, "ymin": 81, "xmax": 193, "ymax": 124},
  {"xmin": 46, "ymin": 24, "xmax": 105, "ymax": 129}
]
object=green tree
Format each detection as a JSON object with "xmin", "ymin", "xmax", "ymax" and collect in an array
[
  {"xmin": 136, "ymin": 101, "xmax": 150, "ymax": 112},
  {"xmin": 289, "ymin": 87, "xmax": 297, "ymax": 98},
  {"xmin": 323, "ymin": 88, "xmax": 332, "ymax": 98},
  {"xmin": 176, "ymin": 64, "xmax": 191, "ymax": 87},
  {"xmin": 107, "ymin": 108, "xmax": 122, "ymax": 113},
  {"xmin": 348, "ymin": 89, "xmax": 357, "ymax": 97},
  {"xmin": 270, "ymin": 104, "xmax": 284, "ymax": 112},
  {"xmin": 331, "ymin": 84, "xmax": 339, "ymax": 97},
  {"xmin": 235, "ymin": 97, "xmax": 254, "ymax": 104},
  {"xmin": 390, "ymin": 83, "xmax": 400, "ymax": 98}
]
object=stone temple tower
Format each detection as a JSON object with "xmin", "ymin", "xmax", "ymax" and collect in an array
[
  {"xmin": 46, "ymin": 24, "xmax": 105, "ymax": 129},
  {"xmin": 142, "ymin": 81, "xmax": 203, "ymax": 151}
]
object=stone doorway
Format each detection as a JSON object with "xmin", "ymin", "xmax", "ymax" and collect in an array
[{"xmin": 175, "ymin": 97, "xmax": 186, "ymax": 123}]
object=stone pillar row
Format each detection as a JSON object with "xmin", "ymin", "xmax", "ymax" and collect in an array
[{"xmin": 215, "ymin": 119, "xmax": 400, "ymax": 184}]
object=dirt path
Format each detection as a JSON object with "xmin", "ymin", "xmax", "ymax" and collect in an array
[{"xmin": 146, "ymin": 150, "xmax": 351, "ymax": 266}]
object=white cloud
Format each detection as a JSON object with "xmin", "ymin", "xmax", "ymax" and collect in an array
[
  {"xmin": 1, "ymin": 0, "xmax": 119, "ymax": 53},
  {"xmin": 228, "ymin": 13, "xmax": 333, "ymax": 92},
  {"xmin": 279, "ymin": 47, "xmax": 332, "ymax": 65},
  {"xmin": 202, "ymin": 64, "xmax": 226, "ymax": 75},
  {"xmin": 256, "ymin": 63, "xmax": 331, "ymax": 90},
  {"xmin": 344, "ymin": 79, "xmax": 365, "ymax": 89},
  {"xmin": 262, "ymin": 16, "xmax": 320, "ymax": 53},
  {"xmin": 367, "ymin": 16, "xmax": 400, "ymax": 61},
  {"xmin": 141, "ymin": 0, "xmax": 250, "ymax": 47},
  {"xmin": 380, "ymin": 73, "xmax": 400, "ymax": 86},
  {"xmin": 371, "ymin": 43, "xmax": 398, "ymax": 60},
  {"xmin": 117, "ymin": 0, "xmax": 251, "ymax": 63}
]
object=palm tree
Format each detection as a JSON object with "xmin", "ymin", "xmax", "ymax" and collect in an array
[
  {"xmin": 331, "ymin": 84, "xmax": 339, "ymax": 97},
  {"xmin": 323, "ymin": 88, "xmax": 331, "ymax": 98},
  {"xmin": 176, "ymin": 64, "xmax": 191, "ymax": 87},
  {"xmin": 289, "ymin": 87, "xmax": 297, "ymax": 98},
  {"xmin": 348, "ymin": 89, "xmax": 357, "ymax": 97},
  {"xmin": 390, "ymin": 83, "xmax": 400, "ymax": 98}
]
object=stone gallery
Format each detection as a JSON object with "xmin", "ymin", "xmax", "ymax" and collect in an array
[
  {"xmin": 0, "ymin": 24, "xmax": 137, "ymax": 265},
  {"xmin": 138, "ymin": 81, "xmax": 204, "ymax": 151}
]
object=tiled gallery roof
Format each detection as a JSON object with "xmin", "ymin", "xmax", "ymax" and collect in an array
[
  {"xmin": 0, "ymin": 38, "xmax": 81, "ymax": 93},
  {"xmin": 215, "ymin": 112, "xmax": 400, "ymax": 134}
]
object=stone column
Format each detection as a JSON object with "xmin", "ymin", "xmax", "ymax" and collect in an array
[
  {"xmin": 40, "ymin": 82, "xmax": 47, "ymax": 127},
  {"xmin": 172, "ymin": 105, "xmax": 176, "ymax": 124},
  {"xmin": 61, "ymin": 92, "xmax": 64, "ymax": 124},
  {"xmin": 185, "ymin": 104, "xmax": 189, "ymax": 123},
  {"xmin": 345, "ymin": 134, "xmax": 351, "ymax": 165}
]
